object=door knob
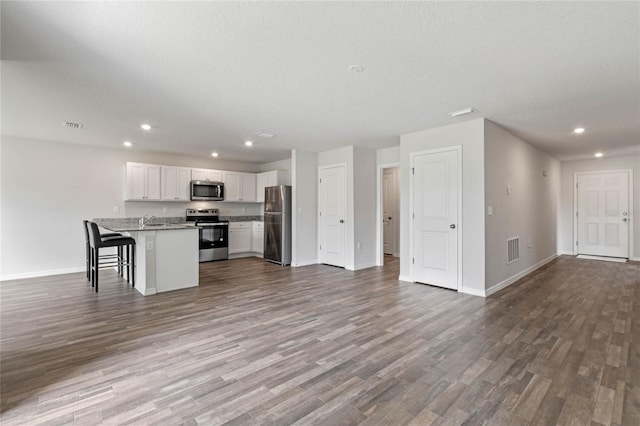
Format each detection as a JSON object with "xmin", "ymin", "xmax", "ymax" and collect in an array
[
  {"xmin": 450, "ymin": 224, "xmax": 456, "ymax": 229},
  {"xmin": 340, "ymin": 220, "xmax": 344, "ymax": 223},
  {"xmin": 623, "ymin": 218, "xmax": 628, "ymax": 222},
  {"xmin": 388, "ymin": 217, "xmax": 392, "ymax": 220}
]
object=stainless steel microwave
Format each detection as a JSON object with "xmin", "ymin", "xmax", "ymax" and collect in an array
[{"xmin": 190, "ymin": 180, "xmax": 224, "ymax": 201}]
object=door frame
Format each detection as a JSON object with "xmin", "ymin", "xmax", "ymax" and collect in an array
[
  {"xmin": 409, "ymin": 146, "xmax": 463, "ymax": 291},
  {"xmin": 376, "ymin": 162, "xmax": 400, "ymax": 266},
  {"xmin": 573, "ymin": 169, "xmax": 633, "ymax": 257},
  {"xmin": 317, "ymin": 163, "xmax": 348, "ymax": 267}
]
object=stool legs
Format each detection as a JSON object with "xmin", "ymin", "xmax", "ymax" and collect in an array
[{"xmin": 89, "ymin": 243, "xmax": 135, "ymax": 292}]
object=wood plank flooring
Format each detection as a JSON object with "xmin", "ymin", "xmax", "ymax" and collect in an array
[{"xmin": 1, "ymin": 255, "xmax": 638, "ymax": 425}]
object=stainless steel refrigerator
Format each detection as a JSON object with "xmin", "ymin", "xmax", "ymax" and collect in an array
[{"xmin": 264, "ymin": 185, "xmax": 292, "ymax": 266}]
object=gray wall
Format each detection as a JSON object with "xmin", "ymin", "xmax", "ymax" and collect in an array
[
  {"xmin": 484, "ymin": 121, "xmax": 561, "ymax": 291},
  {"xmin": 291, "ymin": 149, "xmax": 318, "ymax": 266},
  {"xmin": 353, "ymin": 146, "xmax": 377, "ymax": 269}
]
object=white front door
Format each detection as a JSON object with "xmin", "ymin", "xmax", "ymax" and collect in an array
[
  {"xmin": 577, "ymin": 171, "xmax": 630, "ymax": 258},
  {"xmin": 319, "ymin": 165, "xmax": 346, "ymax": 267},
  {"xmin": 412, "ymin": 150, "xmax": 459, "ymax": 290},
  {"xmin": 383, "ymin": 169, "xmax": 398, "ymax": 255}
]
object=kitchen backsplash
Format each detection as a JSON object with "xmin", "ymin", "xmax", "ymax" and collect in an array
[{"xmin": 120, "ymin": 201, "xmax": 263, "ymax": 219}]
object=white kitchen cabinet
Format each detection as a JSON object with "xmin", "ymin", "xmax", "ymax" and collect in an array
[
  {"xmin": 191, "ymin": 168, "xmax": 223, "ymax": 182},
  {"xmin": 223, "ymin": 172, "xmax": 256, "ymax": 202},
  {"xmin": 161, "ymin": 166, "xmax": 191, "ymax": 201},
  {"xmin": 256, "ymin": 170, "xmax": 288, "ymax": 202},
  {"xmin": 229, "ymin": 222, "xmax": 252, "ymax": 254},
  {"xmin": 252, "ymin": 221, "xmax": 264, "ymax": 254},
  {"xmin": 126, "ymin": 162, "xmax": 161, "ymax": 201}
]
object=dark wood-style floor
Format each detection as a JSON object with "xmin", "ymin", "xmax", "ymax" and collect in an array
[{"xmin": 1, "ymin": 256, "xmax": 638, "ymax": 425}]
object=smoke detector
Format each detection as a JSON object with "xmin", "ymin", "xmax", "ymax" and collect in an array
[{"xmin": 63, "ymin": 121, "xmax": 83, "ymax": 129}]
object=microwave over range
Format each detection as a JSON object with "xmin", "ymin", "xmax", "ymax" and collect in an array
[{"xmin": 191, "ymin": 180, "xmax": 224, "ymax": 201}]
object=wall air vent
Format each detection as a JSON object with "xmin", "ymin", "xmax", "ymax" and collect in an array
[
  {"xmin": 63, "ymin": 121, "xmax": 83, "ymax": 129},
  {"xmin": 507, "ymin": 237, "xmax": 520, "ymax": 264}
]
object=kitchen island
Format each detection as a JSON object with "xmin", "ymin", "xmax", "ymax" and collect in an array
[{"xmin": 99, "ymin": 223, "xmax": 199, "ymax": 296}]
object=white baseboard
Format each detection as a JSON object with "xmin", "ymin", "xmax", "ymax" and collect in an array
[
  {"xmin": 558, "ymin": 251, "xmax": 576, "ymax": 256},
  {"xmin": 485, "ymin": 254, "xmax": 558, "ymax": 297},
  {"xmin": 291, "ymin": 259, "xmax": 318, "ymax": 267},
  {"xmin": 1, "ymin": 266, "xmax": 85, "ymax": 282},
  {"xmin": 353, "ymin": 262, "xmax": 377, "ymax": 271},
  {"xmin": 630, "ymin": 257, "xmax": 640, "ymax": 262},
  {"xmin": 460, "ymin": 287, "xmax": 486, "ymax": 297},
  {"xmin": 398, "ymin": 275, "xmax": 413, "ymax": 283}
]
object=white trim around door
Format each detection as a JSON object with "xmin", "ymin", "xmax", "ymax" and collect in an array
[
  {"xmin": 376, "ymin": 162, "xmax": 400, "ymax": 266},
  {"xmin": 409, "ymin": 145, "xmax": 463, "ymax": 291}
]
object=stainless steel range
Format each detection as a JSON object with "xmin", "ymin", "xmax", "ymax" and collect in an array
[{"xmin": 186, "ymin": 209, "xmax": 229, "ymax": 262}]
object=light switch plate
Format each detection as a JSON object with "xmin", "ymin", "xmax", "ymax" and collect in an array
[{"xmin": 487, "ymin": 206, "xmax": 493, "ymax": 216}]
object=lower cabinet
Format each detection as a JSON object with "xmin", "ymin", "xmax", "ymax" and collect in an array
[
  {"xmin": 229, "ymin": 221, "xmax": 265, "ymax": 256},
  {"xmin": 252, "ymin": 222, "xmax": 264, "ymax": 254},
  {"xmin": 229, "ymin": 222, "xmax": 252, "ymax": 254}
]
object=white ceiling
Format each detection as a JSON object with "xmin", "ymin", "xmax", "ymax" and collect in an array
[{"xmin": 2, "ymin": 2, "xmax": 638, "ymax": 163}]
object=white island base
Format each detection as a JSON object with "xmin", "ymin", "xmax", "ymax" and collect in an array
[{"xmin": 126, "ymin": 228, "xmax": 199, "ymax": 295}]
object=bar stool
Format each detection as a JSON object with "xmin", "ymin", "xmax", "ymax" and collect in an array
[
  {"xmin": 83, "ymin": 220, "xmax": 122, "ymax": 281},
  {"xmin": 86, "ymin": 221, "xmax": 136, "ymax": 292}
]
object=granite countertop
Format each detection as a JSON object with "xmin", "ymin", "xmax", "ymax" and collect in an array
[
  {"xmin": 94, "ymin": 216, "xmax": 264, "ymax": 231},
  {"xmin": 222, "ymin": 216, "xmax": 263, "ymax": 222},
  {"xmin": 101, "ymin": 224, "xmax": 195, "ymax": 232}
]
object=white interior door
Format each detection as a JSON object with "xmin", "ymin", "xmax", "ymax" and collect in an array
[
  {"xmin": 383, "ymin": 169, "xmax": 396, "ymax": 255},
  {"xmin": 412, "ymin": 150, "xmax": 459, "ymax": 290},
  {"xmin": 319, "ymin": 165, "xmax": 346, "ymax": 267},
  {"xmin": 577, "ymin": 171, "xmax": 629, "ymax": 258}
]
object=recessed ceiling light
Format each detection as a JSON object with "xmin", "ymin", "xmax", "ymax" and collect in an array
[
  {"xmin": 211, "ymin": 152, "xmax": 219, "ymax": 157},
  {"xmin": 594, "ymin": 152, "xmax": 603, "ymax": 158},
  {"xmin": 244, "ymin": 140, "xmax": 253, "ymax": 147},
  {"xmin": 123, "ymin": 141, "xmax": 132, "ymax": 147},
  {"xmin": 140, "ymin": 123, "xmax": 152, "ymax": 131},
  {"xmin": 574, "ymin": 127, "xmax": 585, "ymax": 134},
  {"xmin": 448, "ymin": 107, "xmax": 477, "ymax": 117},
  {"xmin": 347, "ymin": 65, "xmax": 364, "ymax": 72}
]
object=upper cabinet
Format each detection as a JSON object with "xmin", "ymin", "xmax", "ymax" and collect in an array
[
  {"xmin": 125, "ymin": 162, "xmax": 266, "ymax": 203},
  {"xmin": 191, "ymin": 168, "xmax": 223, "ymax": 182},
  {"xmin": 223, "ymin": 172, "xmax": 256, "ymax": 202},
  {"xmin": 161, "ymin": 166, "xmax": 191, "ymax": 201},
  {"xmin": 126, "ymin": 162, "xmax": 161, "ymax": 201},
  {"xmin": 256, "ymin": 170, "xmax": 289, "ymax": 202}
]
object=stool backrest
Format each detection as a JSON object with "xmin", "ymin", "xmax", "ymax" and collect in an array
[
  {"xmin": 86, "ymin": 221, "xmax": 102, "ymax": 248},
  {"xmin": 82, "ymin": 220, "xmax": 90, "ymax": 245}
]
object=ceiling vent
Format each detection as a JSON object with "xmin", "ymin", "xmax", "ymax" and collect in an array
[
  {"xmin": 63, "ymin": 121, "xmax": 83, "ymax": 129},
  {"xmin": 254, "ymin": 131, "xmax": 276, "ymax": 139}
]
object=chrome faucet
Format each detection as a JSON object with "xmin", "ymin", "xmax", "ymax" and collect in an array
[{"xmin": 139, "ymin": 214, "xmax": 155, "ymax": 227}]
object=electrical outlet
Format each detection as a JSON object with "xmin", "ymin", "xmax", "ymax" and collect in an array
[
  {"xmin": 357, "ymin": 242, "xmax": 361, "ymax": 250},
  {"xmin": 487, "ymin": 206, "xmax": 493, "ymax": 216},
  {"xmin": 162, "ymin": 206, "xmax": 168, "ymax": 213},
  {"xmin": 113, "ymin": 206, "xmax": 120, "ymax": 213},
  {"xmin": 146, "ymin": 241, "xmax": 154, "ymax": 250},
  {"xmin": 527, "ymin": 242, "xmax": 534, "ymax": 249}
]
